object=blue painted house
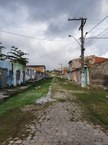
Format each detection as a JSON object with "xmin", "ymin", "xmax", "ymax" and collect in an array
[{"xmin": 0, "ymin": 60, "xmax": 26, "ymax": 88}]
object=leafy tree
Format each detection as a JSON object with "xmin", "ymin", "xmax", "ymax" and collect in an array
[
  {"xmin": 0, "ymin": 42, "xmax": 6, "ymax": 60},
  {"xmin": 7, "ymin": 46, "xmax": 29, "ymax": 65}
]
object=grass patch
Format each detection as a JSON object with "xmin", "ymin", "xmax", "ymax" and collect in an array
[
  {"xmin": 0, "ymin": 108, "xmax": 35, "ymax": 143},
  {"xmin": 54, "ymin": 77, "xmax": 108, "ymax": 130},
  {"xmin": 0, "ymin": 78, "xmax": 52, "ymax": 116},
  {"xmin": 55, "ymin": 77, "xmax": 85, "ymax": 91},
  {"xmin": 74, "ymin": 89, "xmax": 108, "ymax": 130},
  {"xmin": 0, "ymin": 78, "xmax": 52, "ymax": 144}
]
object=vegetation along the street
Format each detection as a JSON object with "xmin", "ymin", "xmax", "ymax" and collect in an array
[
  {"xmin": 55, "ymin": 77, "xmax": 108, "ymax": 131},
  {"xmin": 0, "ymin": 78, "xmax": 52, "ymax": 143},
  {"xmin": 0, "ymin": 77, "xmax": 108, "ymax": 143}
]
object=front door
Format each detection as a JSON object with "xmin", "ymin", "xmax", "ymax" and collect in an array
[{"xmin": 0, "ymin": 68, "xmax": 7, "ymax": 88}]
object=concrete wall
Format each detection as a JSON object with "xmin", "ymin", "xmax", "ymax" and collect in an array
[
  {"xmin": 0, "ymin": 60, "xmax": 26, "ymax": 88},
  {"xmin": 35, "ymin": 72, "xmax": 45, "ymax": 81},
  {"xmin": 68, "ymin": 59, "xmax": 81, "ymax": 71},
  {"xmin": 89, "ymin": 61, "xmax": 108, "ymax": 87},
  {"xmin": 25, "ymin": 67, "xmax": 36, "ymax": 81},
  {"xmin": 13, "ymin": 62, "xmax": 25, "ymax": 86},
  {"xmin": 67, "ymin": 72, "xmax": 72, "ymax": 81}
]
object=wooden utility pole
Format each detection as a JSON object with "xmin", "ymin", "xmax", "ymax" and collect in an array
[{"xmin": 68, "ymin": 17, "xmax": 87, "ymax": 87}]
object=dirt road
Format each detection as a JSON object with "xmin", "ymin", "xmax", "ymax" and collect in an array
[{"xmin": 4, "ymin": 78, "xmax": 108, "ymax": 145}]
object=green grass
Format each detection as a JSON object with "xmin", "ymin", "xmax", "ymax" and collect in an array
[
  {"xmin": 0, "ymin": 78, "xmax": 52, "ymax": 144},
  {"xmin": 0, "ymin": 78, "xmax": 52, "ymax": 116},
  {"xmin": 56, "ymin": 77, "xmax": 85, "ymax": 90},
  {"xmin": 54, "ymin": 77, "xmax": 108, "ymax": 130},
  {"xmin": 74, "ymin": 89, "xmax": 108, "ymax": 130}
]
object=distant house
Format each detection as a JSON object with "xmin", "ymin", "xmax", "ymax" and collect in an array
[
  {"xmin": 25, "ymin": 66, "xmax": 36, "ymax": 81},
  {"xmin": 61, "ymin": 67, "xmax": 68, "ymax": 79},
  {"xmin": 68, "ymin": 55, "xmax": 108, "ymax": 87},
  {"xmin": 27, "ymin": 65, "xmax": 46, "ymax": 73},
  {"xmin": 27, "ymin": 65, "xmax": 46, "ymax": 81}
]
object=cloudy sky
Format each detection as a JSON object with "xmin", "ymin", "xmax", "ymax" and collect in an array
[{"xmin": 0, "ymin": 0, "xmax": 108, "ymax": 69}]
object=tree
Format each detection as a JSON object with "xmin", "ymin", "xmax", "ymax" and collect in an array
[
  {"xmin": 0, "ymin": 42, "xmax": 6, "ymax": 60},
  {"xmin": 7, "ymin": 46, "xmax": 29, "ymax": 65}
]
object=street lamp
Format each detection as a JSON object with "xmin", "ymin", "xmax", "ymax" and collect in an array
[{"xmin": 68, "ymin": 35, "xmax": 81, "ymax": 46}]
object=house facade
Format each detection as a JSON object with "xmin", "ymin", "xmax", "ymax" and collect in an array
[
  {"xmin": 25, "ymin": 67, "xmax": 36, "ymax": 81},
  {"xmin": 27, "ymin": 65, "xmax": 46, "ymax": 81},
  {"xmin": 0, "ymin": 60, "xmax": 26, "ymax": 88},
  {"xmin": 12, "ymin": 62, "xmax": 25, "ymax": 86},
  {"xmin": 89, "ymin": 60, "xmax": 108, "ymax": 87},
  {"xmin": 27, "ymin": 65, "xmax": 46, "ymax": 73},
  {"xmin": 0, "ymin": 60, "xmax": 12, "ymax": 88},
  {"xmin": 68, "ymin": 55, "xmax": 108, "ymax": 87}
]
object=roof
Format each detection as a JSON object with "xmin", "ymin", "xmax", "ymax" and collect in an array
[
  {"xmin": 94, "ymin": 56, "xmax": 108, "ymax": 64},
  {"xmin": 68, "ymin": 55, "xmax": 108, "ymax": 65},
  {"xmin": 27, "ymin": 65, "xmax": 46, "ymax": 68},
  {"xmin": 68, "ymin": 58, "xmax": 80, "ymax": 64}
]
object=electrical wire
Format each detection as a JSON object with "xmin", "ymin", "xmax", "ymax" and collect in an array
[
  {"xmin": 34, "ymin": 42, "xmax": 75, "ymax": 59},
  {"xmin": 86, "ymin": 16, "xmax": 108, "ymax": 35},
  {"xmin": 0, "ymin": 29, "xmax": 71, "ymax": 42},
  {"xmin": 85, "ymin": 27, "xmax": 108, "ymax": 47},
  {"xmin": 86, "ymin": 37, "xmax": 108, "ymax": 39}
]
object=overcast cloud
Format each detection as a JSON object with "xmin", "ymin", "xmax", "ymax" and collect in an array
[{"xmin": 0, "ymin": 0, "xmax": 108, "ymax": 69}]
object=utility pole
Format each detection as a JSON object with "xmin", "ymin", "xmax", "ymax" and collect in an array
[{"xmin": 68, "ymin": 17, "xmax": 87, "ymax": 87}]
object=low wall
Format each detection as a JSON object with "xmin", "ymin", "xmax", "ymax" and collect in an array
[{"xmin": 89, "ymin": 61, "xmax": 108, "ymax": 87}]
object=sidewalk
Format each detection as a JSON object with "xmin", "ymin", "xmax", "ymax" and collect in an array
[{"xmin": 0, "ymin": 85, "xmax": 30, "ymax": 101}]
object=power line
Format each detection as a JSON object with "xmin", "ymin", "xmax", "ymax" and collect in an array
[
  {"xmin": 0, "ymin": 29, "xmax": 71, "ymax": 42},
  {"xmin": 85, "ymin": 27, "xmax": 108, "ymax": 46},
  {"xmin": 86, "ymin": 16, "xmax": 108, "ymax": 35},
  {"xmin": 35, "ymin": 42, "xmax": 73, "ymax": 59},
  {"xmin": 86, "ymin": 37, "xmax": 108, "ymax": 39},
  {"xmin": 68, "ymin": 17, "xmax": 87, "ymax": 87}
]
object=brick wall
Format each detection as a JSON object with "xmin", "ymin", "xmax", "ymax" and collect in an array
[{"xmin": 89, "ymin": 61, "xmax": 108, "ymax": 87}]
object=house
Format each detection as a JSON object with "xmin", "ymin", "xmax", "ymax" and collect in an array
[
  {"xmin": 0, "ymin": 60, "xmax": 26, "ymax": 88},
  {"xmin": 68, "ymin": 55, "xmax": 108, "ymax": 87},
  {"xmin": 68, "ymin": 57, "xmax": 82, "ymax": 83},
  {"xmin": 12, "ymin": 61, "xmax": 25, "ymax": 86},
  {"xmin": 27, "ymin": 65, "xmax": 46, "ymax": 73},
  {"xmin": 27, "ymin": 65, "xmax": 46, "ymax": 80},
  {"xmin": 89, "ymin": 58, "xmax": 108, "ymax": 87},
  {"xmin": 25, "ymin": 66, "xmax": 36, "ymax": 81},
  {"xmin": 0, "ymin": 60, "xmax": 12, "ymax": 88}
]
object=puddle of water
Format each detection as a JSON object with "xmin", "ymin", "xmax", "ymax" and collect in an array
[{"xmin": 35, "ymin": 86, "xmax": 56, "ymax": 104}]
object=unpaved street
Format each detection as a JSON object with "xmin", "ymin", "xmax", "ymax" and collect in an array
[{"xmin": 4, "ymin": 78, "xmax": 108, "ymax": 145}]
